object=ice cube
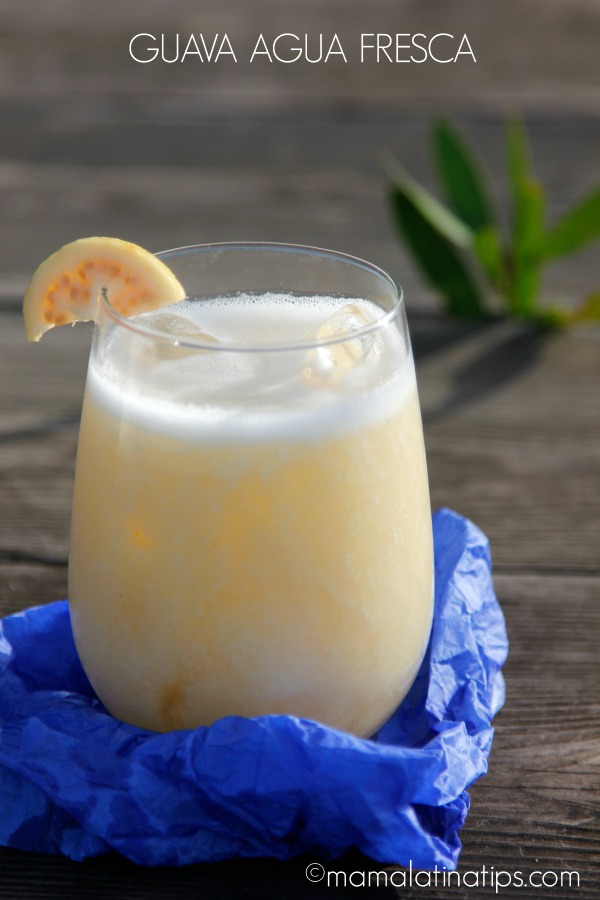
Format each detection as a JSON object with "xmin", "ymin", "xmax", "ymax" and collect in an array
[
  {"xmin": 303, "ymin": 303, "xmax": 381, "ymax": 385},
  {"xmin": 137, "ymin": 313, "xmax": 218, "ymax": 361}
]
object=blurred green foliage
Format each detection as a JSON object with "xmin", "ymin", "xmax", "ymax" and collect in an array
[{"xmin": 385, "ymin": 119, "xmax": 600, "ymax": 326}]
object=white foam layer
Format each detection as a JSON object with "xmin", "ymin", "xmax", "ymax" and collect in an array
[
  {"xmin": 136, "ymin": 292, "xmax": 389, "ymax": 348},
  {"xmin": 87, "ymin": 294, "xmax": 416, "ymax": 444}
]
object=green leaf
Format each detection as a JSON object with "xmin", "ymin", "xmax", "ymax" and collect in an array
[
  {"xmin": 381, "ymin": 152, "xmax": 472, "ymax": 248},
  {"xmin": 473, "ymin": 225, "xmax": 506, "ymax": 290},
  {"xmin": 573, "ymin": 291, "xmax": 600, "ymax": 322},
  {"xmin": 506, "ymin": 117, "xmax": 532, "ymax": 200},
  {"xmin": 505, "ymin": 119, "xmax": 545, "ymax": 315},
  {"xmin": 540, "ymin": 187, "xmax": 600, "ymax": 261},
  {"xmin": 514, "ymin": 179, "xmax": 545, "ymax": 257},
  {"xmin": 533, "ymin": 308, "xmax": 570, "ymax": 329},
  {"xmin": 386, "ymin": 115, "xmax": 600, "ymax": 324},
  {"xmin": 390, "ymin": 186, "xmax": 487, "ymax": 319},
  {"xmin": 510, "ymin": 269, "xmax": 541, "ymax": 318},
  {"xmin": 538, "ymin": 293, "xmax": 600, "ymax": 329},
  {"xmin": 506, "ymin": 118, "xmax": 545, "ymax": 257},
  {"xmin": 432, "ymin": 120, "xmax": 496, "ymax": 231},
  {"xmin": 510, "ymin": 179, "xmax": 545, "ymax": 315}
]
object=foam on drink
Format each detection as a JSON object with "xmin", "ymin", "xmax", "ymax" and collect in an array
[{"xmin": 88, "ymin": 293, "xmax": 415, "ymax": 443}]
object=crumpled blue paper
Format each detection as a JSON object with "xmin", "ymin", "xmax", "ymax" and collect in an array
[{"xmin": 0, "ymin": 508, "xmax": 508, "ymax": 869}]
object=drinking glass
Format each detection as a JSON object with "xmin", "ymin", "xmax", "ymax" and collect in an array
[{"xmin": 68, "ymin": 243, "xmax": 433, "ymax": 736}]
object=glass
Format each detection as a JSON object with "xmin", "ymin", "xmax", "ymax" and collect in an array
[{"xmin": 68, "ymin": 243, "xmax": 434, "ymax": 736}]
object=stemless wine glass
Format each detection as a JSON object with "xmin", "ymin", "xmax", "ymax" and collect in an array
[{"xmin": 68, "ymin": 243, "xmax": 433, "ymax": 736}]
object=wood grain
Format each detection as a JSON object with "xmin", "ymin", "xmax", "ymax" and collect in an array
[
  {"xmin": 3, "ymin": 118, "xmax": 600, "ymax": 309},
  {"xmin": 1, "ymin": 0, "xmax": 600, "ymax": 114},
  {"xmin": 3, "ymin": 1, "xmax": 600, "ymax": 305}
]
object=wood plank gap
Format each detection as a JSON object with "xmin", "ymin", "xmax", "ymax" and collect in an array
[
  {"xmin": 0, "ymin": 550, "xmax": 68, "ymax": 567},
  {"xmin": 493, "ymin": 566, "xmax": 600, "ymax": 577}
]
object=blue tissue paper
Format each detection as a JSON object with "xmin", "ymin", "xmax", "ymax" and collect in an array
[{"xmin": 0, "ymin": 509, "xmax": 508, "ymax": 869}]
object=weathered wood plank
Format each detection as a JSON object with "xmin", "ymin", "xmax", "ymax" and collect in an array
[
  {"xmin": 0, "ymin": 313, "xmax": 90, "ymax": 422},
  {"xmin": 0, "ymin": 563, "xmax": 67, "ymax": 617},
  {"xmin": 421, "ymin": 324, "xmax": 600, "ymax": 574},
  {"xmin": 441, "ymin": 572, "xmax": 600, "ymax": 899},
  {"xmin": 1, "ymin": 0, "xmax": 599, "ymax": 114},
  {"xmin": 0, "ymin": 162, "xmax": 419, "ymax": 307},
  {"xmin": 3, "ymin": 116, "xmax": 600, "ymax": 308}
]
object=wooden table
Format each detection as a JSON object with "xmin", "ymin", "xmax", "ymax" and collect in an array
[{"xmin": 1, "ymin": 1, "xmax": 599, "ymax": 897}]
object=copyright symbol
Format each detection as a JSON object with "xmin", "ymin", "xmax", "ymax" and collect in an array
[{"xmin": 306, "ymin": 862, "xmax": 325, "ymax": 882}]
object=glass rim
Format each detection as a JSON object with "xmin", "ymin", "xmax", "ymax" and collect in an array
[{"xmin": 99, "ymin": 241, "xmax": 404, "ymax": 353}]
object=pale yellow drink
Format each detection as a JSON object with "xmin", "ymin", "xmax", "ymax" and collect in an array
[{"xmin": 69, "ymin": 293, "xmax": 433, "ymax": 735}]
